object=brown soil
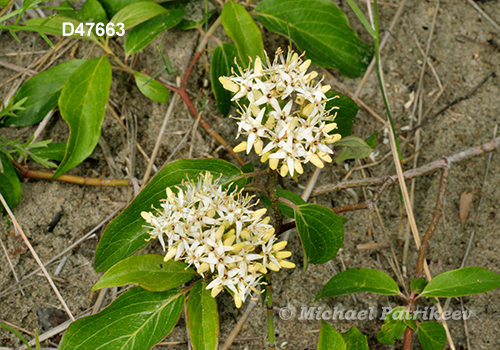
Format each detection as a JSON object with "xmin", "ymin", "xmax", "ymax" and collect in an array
[{"xmin": 1, "ymin": 0, "xmax": 499, "ymax": 349}]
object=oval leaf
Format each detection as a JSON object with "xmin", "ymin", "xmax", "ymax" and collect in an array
[
  {"xmin": 92, "ymin": 254, "xmax": 196, "ymax": 292},
  {"xmin": 3, "ymin": 60, "xmax": 85, "ymax": 127},
  {"xmin": 294, "ymin": 204, "xmax": 344, "ymax": 267},
  {"xmin": 417, "ymin": 322, "xmax": 446, "ymax": 350},
  {"xmin": 124, "ymin": 10, "xmax": 185, "ymax": 56},
  {"xmin": 99, "ymin": 0, "xmax": 154, "ymax": 18},
  {"xmin": 341, "ymin": 326, "xmax": 369, "ymax": 350},
  {"xmin": 22, "ymin": 17, "xmax": 98, "ymax": 41},
  {"xmin": 335, "ymin": 136, "xmax": 373, "ymax": 163},
  {"xmin": 325, "ymin": 91, "xmax": 359, "ymax": 138},
  {"xmin": 377, "ymin": 307, "xmax": 408, "ymax": 345},
  {"xmin": 110, "ymin": 2, "xmax": 167, "ymax": 31},
  {"xmin": 59, "ymin": 0, "xmax": 108, "ymax": 24},
  {"xmin": 0, "ymin": 154, "xmax": 22, "ymax": 210},
  {"xmin": 211, "ymin": 43, "xmax": 238, "ymax": 117},
  {"xmin": 59, "ymin": 287, "xmax": 184, "ymax": 350},
  {"xmin": 94, "ymin": 158, "xmax": 246, "ymax": 272},
  {"xmin": 316, "ymin": 268, "xmax": 400, "ymax": 300},
  {"xmin": 134, "ymin": 72, "xmax": 170, "ymax": 103},
  {"xmin": 187, "ymin": 280, "xmax": 219, "ymax": 350},
  {"xmin": 54, "ymin": 56, "xmax": 111, "ymax": 178},
  {"xmin": 420, "ymin": 266, "xmax": 500, "ymax": 298},
  {"xmin": 255, "ymin": 0, "xmax": 373, "ymax": 78},
  {"xmin": 30, "ymin": 142, "xmax": 67, "ymax": 162},
  {"xmin": 318, "ymin": 321, "xmax": 347, "ymax": 350},
  {"xmin": 221, "ymin": 1, "xmax": 263, "ymax": 67}
]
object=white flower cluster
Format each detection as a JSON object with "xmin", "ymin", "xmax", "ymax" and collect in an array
[
  {"xmin": 219, "ymin": 48, "xmax": 342, "ymax": 177},
  {"xmin": 141, "ymin": 172, "xmax": 294, "ymax": 308}
]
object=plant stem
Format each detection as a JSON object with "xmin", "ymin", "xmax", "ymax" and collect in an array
[
  {"xmin": 267, "ymin": 170, "xmax": 283, "ymax": 232},
  {"xmin": 265, "ymin": 274, "xmax": 275, "ymax": 349}
]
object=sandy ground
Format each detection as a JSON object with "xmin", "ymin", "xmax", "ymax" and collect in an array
[{"xmin": 1, "ymin": 0, "xmax": 500, "ymax": 349}]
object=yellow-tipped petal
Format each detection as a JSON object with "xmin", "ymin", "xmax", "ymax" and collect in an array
[
  {"xmin": 197, "ymin": 262, "xmax": 210, "ymax": 274},
  {"xmin": 310, "ymin": 154, "xmax": 324, "ymax": 168},
  {"xmin": 280, "ymin": 163, "xmax": 289, "ymax": 177},
  {"xmin": 268, "ymin": 262, "xmax": 280, "ymax": 271},
  {"xmin": 299, "ymin": 59, "xmax": 311, "ymax": 72},
  {"xmin": 252, "ymin": 208, "xmax": 267, "ymax": 218},
  {"xmin": 215, "ymin": 226, "xmax": 225, "ymax": 241},
  {"xmin": 211, "ymin": 285, "xmax": 223, "ymax": 298},
  {"xmin": 269, "ymin": 157, "xmax": 279, "ymax": 170},
  {"xmin": 250, "ymin": 104, "xmax": 261, "ymax": 117},
  {"xmin": 218, "ymin": 77, "xmax": 239, "ymax": 93},
  {"xmin": 280, "ymin": 260, "xmax": 296, "ymax": 269},
  {"xmin": 324, "ymin": 122, "xmax": 338, "ymax": 133},
  {"xmin": 164, "ymin": 246, "xmax": 177, "ymax": 262},
  {"xmin": 254, "ymin": 139, "xmax": 263, "ymax": 155},
  {"xmin": 224, "ymin": 235, "xmax": 236, "ymax": 247},
  {"xmin": 240, "ymin": 229, "xmax": 250, "ymax": 239},
  {"xmin": 231, "ymin": 242, "xmax": 246, "ymax": 253},
  {"xmin": 206, "ymin": 208, "xmax": 216, "ymax": 218},
  {"xmin": 321, "ymin": 84, "xmax": 331, "ymax": 93},
  {"xmin": 276, "ymin": 251, "xmax": 292, "ymax": 259},
  {"xmin": 234, "ymin": 294, "xmax": 242, "ymax": 308},
  {"xmin": 301, "ymin": 103, "xmax": 314, "ymax": 117},
  {"xmin": 273, "ymin": 241, "xmax": 288, "ymax": 251},
  {"xmin": 265, "ymin": 115, "xmax": 275, "ymax": 129},
  {"xmin": 233, "ymin": 141, "xmax": 247, "ymax": 153},
  {"xmin": 141, "ymin": 211, "xmax": 152, "ymax": 222},
  {"xmin": 326, "ymin": 133, "xmax": 342, "ymax": 144},
  {"xmin": 254, "ymin": 56, "xmax": 263, "ymax": 75},
  {"xmin": 261, "ymin": 151, "xmax": 271, "ymax": 163},
  {"xmin": 294, "ymin": 160, "xmax": 304, "ymax": 174}
]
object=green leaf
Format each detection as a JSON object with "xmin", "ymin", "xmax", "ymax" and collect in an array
[
  {"xmin": 254, "ymin": 0, "xmax": 373, "ymax": 78},
  {"xmin": 377, "ymin": 307, "xmax": 409, "ymax": 345},
  {"xmin": 341, "ymin": 327, "xmax": 369, "ymax": 350},
  {"xmin": 364, "ymin": 132, "xmax": 377, "ymax": 149},
  {"xmin": 294, "ymin": 204, "xmax": 344, "ymax": 267},
  {"xmin": 124, "ymin": 10, "xmax": 185, "ymax": 55},
  {"xmin": 411, "ymin": 277, "xmax": 427, "ymax": 294},
  {"xmin": 345, "ymin": 0, "xmax": 376, "ymax": 38},
  {"xmin": 187, "ymin": 280, "xmax": 219, "ymax": 350},
  {"xmin": 221, "ymin": 1, "xmax": 263, "ymax": 67},
  {"xmin": 316, "ymin": 268, "xmax": 400, "ymax": 300},
  {"xmin": 2, "ymin": 60, "xmax": 85, "ymax": 127},
  {"xmin": 110, "ymin": 2, "xmax": 167, "ymax": 30},
  {"xmin": 0, "ymin": 324, "xmax": 32, "ymax": 350},
  {"xmin": 318, "ymin": 321, "xmax": 347, "ymax": 350},
  {"xmin": 92, "ymin": 254, "xmax": 196, "ymax": 292},
  {"xmin": 30, "ymin": 142, "xmax": 66, "ymax": 162},
  {"xmin": 22, "ymin": 17, "xmax": 98, "ymax": 41},
  {"xmin": 54, "ymin": 56, "xmax": 111, "ymax": 178},
  {"xmin": 94, "ymin": 158, "xmax": 246, "ymax": 272},
  {"xmin": 262, "ymin": 188, "xmax": 306, "ymax": 219},
  {"xmin": 417, "ymin": 322, "xmax": 446, "ymax": 350},
  {"xmin": 98, "ymin": 0, "xmax": 154, "ymax": 18},
  {"xmin": 163, "ymin": 0, "xmax": 216, "ymax": 30},
  {"xmin": 59, "ymin": 287, "xmax": 184, "ymax": 350},
  {"xmin": 325, "ymin": 91, "xmax": 359, "ymax": 138},
  {"xmin": 211, "ymin": 43, "xmax": 238, "ymax": 117},
  {"xmin": 59, "ymin": 0, "xmax": 107, "ymax": 24},
  {"xmin": 134, "ymin": 72, "xmax": 170, "ymax": 103},
  {"xmin": 335, "ymin": 136, "xmax": 373, "ymax": 163},
  {"xmin": 0, "ymin": 153, "xmax": 22, "ymax": 211},
  {"xmin": 420, "ymin": 266, "xmax": 500, "ymax": 298},
  {"xmin": 0, "ymin": 0, "xmax": 10, "ymax": 7}
]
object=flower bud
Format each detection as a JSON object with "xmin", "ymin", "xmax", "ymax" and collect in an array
[
  {"xmin": 197, "ymin": 262, "xmax": 210, "ymax": 274},
  {"xmin": 321, "ymin": 84, "xmax": 331, "ymax": 93},
  {"xmin": 276, "ymin": 251, "xmax": 292, "ymax": 259},
  {"xmin": 164, "ymin": 246, "xmax": 177, "ymax": 262},
  {"xmin": 324, "ymin": 123, "xmax": 338, "ymax": 133},
  {"xmin": 280, "ymin": 260, "xmax": 296, "ymax": 269},
  {"xmin": 267, "ymin": 262, "xmax": 280, "ymax": 271},
  {"xmin": 211, "ymin": 285, "xmax": 223, "ymax": 298},
  {"xmin": 273, "ymin": 241, "xmax": 288, "ymax": 251},
  {"xmin": 280, "ymin": 163, "xmax": 289, "ymax": 177},
  {"xmin": 294, "ymin": 160, "xmax": 304, "ymax": 174},
  {"xmin": 233, "ymin": 141, "xmax": 247, "ymax": 153},
  {"xmin": 310, "ymin": 154, "xmax": 324, "ymax": 168},
  {"xmin": 141, "ymin": 211, "xmax": 152, "ymax": 223},
  {"xmin": 261, "ymin": 151, "xmax": 271, "ymax": 163},
  {"xmin": 299, "ymin": 59, "xmax": 311, "ymax": 72},
  {"xmin": 234, "ymin": 294, "xmax": 242, "ymax": 308},
  {"xmin": 326, "ymin": 134, "xmax": 342, "ymax": 144},
  {"xmin": 301, "ymin": 103, "xmax": 314, "ymax": 117},
  {"xmin": 254, "ymin": 138, "xmax": 263, "ymax": 155},
  {"xmin": 218, "ymin": 77, "xmax": 239, "ymax": 93},
  {"xmin": 269, "ymin": 157, "xmax": 279, "ymax": 170},
  {"xmin": 254, "ymin": 56, "xmax": 263, "ymax": 75}
]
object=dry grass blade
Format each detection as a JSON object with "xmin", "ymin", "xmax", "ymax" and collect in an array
[
  {"xmin": 0, "ymin": 193, "xmax": 75, "ymax": 321},
  {"xmin": 459, "ymin": 191, "xmax": 474, "ymax": 225}
]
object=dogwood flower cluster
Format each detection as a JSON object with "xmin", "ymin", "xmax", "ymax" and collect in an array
[
  {"xmin": 219, "ymin": 48, "xmax": 342, "ymax": 177},
  {"xmin": 141, "ymin": 172, "xmax": 294, "ymax": 308}
]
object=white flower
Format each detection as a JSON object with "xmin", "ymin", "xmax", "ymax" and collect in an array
[
  {"xmin": 141, "ymin": 172, "xmax": 294, "ymax": 308},
  {"xmin": 221, "ymin": 48, "xmax": 342, "ymax": 177}
]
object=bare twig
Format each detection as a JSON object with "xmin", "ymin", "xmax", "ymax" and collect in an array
[
  {"xmin": 220, "ymin": 299, "xmax": 258, "ymax": 350},
  {"xmin": 0, "ymin": 237, "xmax": 24, "ymax": 295}
]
